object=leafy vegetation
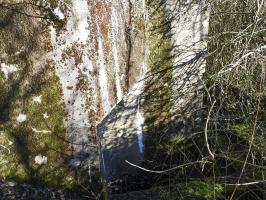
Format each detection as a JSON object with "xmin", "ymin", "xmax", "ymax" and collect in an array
[
  {"xmin": 138, "ymin": 0, "xmax": 266, "ymax": 199},
  {"xmin": 160, "ymin": 181, "xmax": 224, "ymax": 200}
]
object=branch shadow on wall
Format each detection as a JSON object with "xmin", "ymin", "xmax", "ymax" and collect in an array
[
  {"xmin": 0, "ymin": 6, "xmax": 87, "ymax": 199},
  {"xmin": 97, "ymin": 1, "xmax": 210, "ymax": 195}
]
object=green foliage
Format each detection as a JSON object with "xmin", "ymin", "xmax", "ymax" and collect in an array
[
  {"xmin": 141, "ymin": 0, "xmax": 265, "ymax": 199},
  {"xmin": 233, "ymin": 124, "xmax": 250, "ymax": 139},
  {"xmin": 160, "ymin": 181, "xmax": 223, "ymax": 200},
  {"xmin": 201, "ymin": 0, "xmax": 266, "ymax": 198}
]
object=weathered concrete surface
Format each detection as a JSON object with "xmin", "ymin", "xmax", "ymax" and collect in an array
[
  {"xmin": 47, "ymin": 0, "xmax": 146, "ymax": 169},
  {"xmin": 169, "ymin": 0, "xmax": 209, "ymax": 116},
  {"xmin": 97, "ymin": 0, "xmax": 210, "ymax": 182},
  {"xmin": 98, "ymin": 79, "xmax": 145, "ymax": 180},
  {"xmin": 0, "ymin": 0, "xmax": 147, "ymax": 193},
  {"xmin": 0, "ymin": 0, "xmax": 209, "ymax": 195}
]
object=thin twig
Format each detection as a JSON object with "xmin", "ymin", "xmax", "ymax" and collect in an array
[
  {"xmin": 229, "ymin": 63, "xmax": 265, "ymax": 200},
  {"xmin": 227, "ymin": 180, "xmax": 266, "ymax": 186},
  {"xmin": 125, "ymin": 160, "xmax": 210, "ymax": 174},
  {"xmin": 205, "ymin": 100, "xmax": 216, "ymax": 159}
]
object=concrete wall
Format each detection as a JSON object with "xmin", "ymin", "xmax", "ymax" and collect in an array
[{"xmin": 98, "ymin": 0, "xmax": 210, "ymax": 181}]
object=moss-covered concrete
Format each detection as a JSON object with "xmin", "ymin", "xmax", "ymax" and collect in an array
[
  {"xmin": 143, "ymin": 0, "xmax": 175, "ymax": 163},
  {"xmin": 0, "ymin": 4, "xmax": 77, "ymax": 191}
]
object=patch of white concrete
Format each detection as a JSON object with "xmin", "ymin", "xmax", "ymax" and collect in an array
[
  {"xmin": 54, "ymin": 7, "xmax": 65, "ymax": 20},
  {"xmin": 168, "ymin": 0, "xmax": 210, "ymax": 112},
  {"xmin": 97, "ymin": 26, "xmax": 111, "ymax": 114},
  {"xmin": 111, "ymin": 6, "xmax": 123, "ymax": 102},
  {"xmin": 48, "ymin": 0, "xmax": 95, "ymax": 158},
  {"xmin": 42, "ymin": 113, "xmax": 49, "ymax": 119},
  {"xmin": 34, "ymin": 154, "xmax": 47, "ymax": 165},
  {"xmin": 0, "ymin": 63, "xmax": 18, "ymax": 79},
  {"xmin": 136, "ymin": 98, "xmax": 144, "ymax": 153},
  {"xmin": 16, "ymin": 113, "xmax": 27, "ymax": 123},
  {"xmin": 33, "ymin": 95, "xmax": 42, "ymax": 104}
]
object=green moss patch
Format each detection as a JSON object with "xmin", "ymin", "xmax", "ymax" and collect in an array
[
  {"xmin": 160, "ymin": 181, "xmax": 223, "ymax": 200},
  {"xmin": 0, "ymin": 6, "xmax": 76, "ymax": 190}
]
